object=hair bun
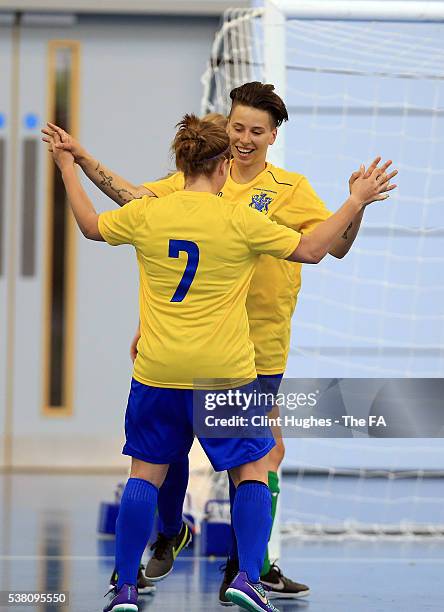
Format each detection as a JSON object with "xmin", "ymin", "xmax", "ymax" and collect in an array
[
  {"xmin": 185, "ymin": 129, "xmax": 207, "ymax": 145},
  {"xmin": 178, "ymin": 114, "xmax": 207, "ymax": 145},
  {"xmin": 173, "ymin": 112, "xmax": 230, "ymax": 177}
]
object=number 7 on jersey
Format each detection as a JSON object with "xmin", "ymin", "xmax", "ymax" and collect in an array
[{"xmin": 168, "ymin": 239, "xmax": 200, "ymax": 302}]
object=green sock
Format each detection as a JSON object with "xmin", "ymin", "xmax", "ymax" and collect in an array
[{"xmin": 261, "ymin": 470, "xmax": 280, "ymax": 576}]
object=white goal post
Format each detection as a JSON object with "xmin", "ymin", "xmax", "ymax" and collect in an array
[
  {"xmin": 270, "ymin": 0, "xmax": 444, "ymax": 22},
  {"xmin": 197, "ymin": 1, "xmax": 444, "ymax": 549}
]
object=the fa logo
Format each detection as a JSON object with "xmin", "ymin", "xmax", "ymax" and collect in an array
[{"xmin": 249, "ymin": 192, "xmax": 272, "ymax": 214}]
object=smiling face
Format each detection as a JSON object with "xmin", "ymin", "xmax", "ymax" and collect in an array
[{"xmin": 227, "ymin": 104, "xmax": 277, "ymax": 169}]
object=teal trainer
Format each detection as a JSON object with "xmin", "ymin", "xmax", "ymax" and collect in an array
[
  {"xmin": 103, "ymin": 583, "xmax": 138, "ymax": 612},
  {"xmin": 225, "ymin": 571, "xmax": 280, "ymax": 612}
]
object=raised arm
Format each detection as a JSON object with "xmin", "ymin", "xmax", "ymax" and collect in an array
[
  {"xmin": 328, "ymin": 156, "xmax": 398, "ymax": 258},
  {"xmin": 50, "ymin": 132, "xmax": 103, "ymax": 241},
  {"xmin": 288, "ymin": 160, "xmax": 396, "ymax": 264},
  {"xmin": 42, "ymin": 122, "xmax": 154, "ymax": 206}
]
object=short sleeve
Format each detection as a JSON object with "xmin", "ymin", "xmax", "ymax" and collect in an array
[
  {"xmin": 143, "ymin": 172, "xmax": 185, "ymax": 197},
  {"xmin": 288, "ymin": 177, "xmax": 332, "ymax": 234},
  {"xmin": 239, "ymin": 205, "xmax": 301, "ymax": 258},
  {"xmin": 98, "ymin": 197, "xmax": 147, "ymax": 246}
]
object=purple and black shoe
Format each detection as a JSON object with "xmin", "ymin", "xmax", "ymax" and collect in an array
[
  {"xmin": 103, "ymin": 583, "xmax": 138, "ymax": 612},
  {"xmin": 225, "ymin": 571, "xmax": 280, "ymax": 612}
]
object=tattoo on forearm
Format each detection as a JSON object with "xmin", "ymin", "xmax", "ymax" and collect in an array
[
  {"xmin": 342, "ymin": 222, "xmax": 353, "ymax": 240},
  {"xmin": 96, "ymin": 165, "xmax": 136, "ymax": 203}
]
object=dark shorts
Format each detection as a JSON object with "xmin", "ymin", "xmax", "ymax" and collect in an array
[{"xmin": 122, "ymin": 378, "xmax": 275, "ymax": 472}]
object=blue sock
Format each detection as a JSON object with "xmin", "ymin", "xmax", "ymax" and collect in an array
[
  {"xmin": 232, "ymin": 481, "xmax": 272, "ymax": 583},
  {"xmin": 228, "ymin": 475, "xmax": 238, "ymax": 561},
  {"xmin": 115, "ymin": 478, "xmax": 158, "ymax": 588},
  {"xmin": 157, "ymin": 457, "xmax": 189, "ymax": 537}
]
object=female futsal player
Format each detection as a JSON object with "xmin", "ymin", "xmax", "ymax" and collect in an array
[{"xmin": 49, "ymin": 115, "xmax": 392, "ymax": 612}]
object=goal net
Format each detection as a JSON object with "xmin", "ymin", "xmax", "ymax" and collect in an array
[{"xmin": 194, "ymin": 1, "xmax": 444, "ymax": 540}]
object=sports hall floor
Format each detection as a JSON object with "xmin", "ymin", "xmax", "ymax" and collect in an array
[{"xmin": 0, "ymin": 473, "xmax": 443, "ymax": 611}]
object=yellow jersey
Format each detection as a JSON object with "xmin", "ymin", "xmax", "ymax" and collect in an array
[
  {"xmin": 98, "ymin": 191, "xmax": 300, "ymax": 388},
  {"xmin": 144, "ymin": 162, "xmax": 331, "ymax": 374}
]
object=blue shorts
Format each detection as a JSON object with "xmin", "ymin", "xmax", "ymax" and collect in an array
[
  {"xmin": 258, "ymin": 373, "xmax": 284, "ymax": 411},
  {"xmin": 122, "ymin": 379, "xmax": 275, "ymax": 472}
]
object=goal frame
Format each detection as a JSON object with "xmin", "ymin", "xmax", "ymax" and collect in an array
[
  {"xmin": 266, "ymin": 0, "xmax": 444, "ymax": 558},
  {"xmin": 267, "ymin": 0, "xmax": 444, "ymax": 22},
  {"xmin": 264, "ymin": 1, "xmax": 444, "ymax": 168},
  {"xmin": 200, "ymin": 0, "xmax": 444, "ymax": 557}
]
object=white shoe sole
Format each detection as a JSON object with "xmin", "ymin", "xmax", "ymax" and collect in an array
[
  {"xmin": 267, "ymin": 587, "xmax": 310, "ymax": 600},
  {"xmin": 225, "ymin": 587, "xmax": 268, "ymax": 612},
  {"xmin": 138, "ymin": 585, "xmax": 156, "ymax": 595},
  {"xmin": 144, "ymin": 566, "xmax": 173, "ymax": 582}
]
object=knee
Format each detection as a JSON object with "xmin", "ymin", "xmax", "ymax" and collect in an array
[
  {"xmin": 130, "ymin": 458, "xmax": 169, "ymax": 488},
  {"xmin": 230, "ymin": 454, "xmax": 270, "ymax": 486},
  {"xmin": 269, "ymin": 438, "xmax": 285, "ymax": 470}
]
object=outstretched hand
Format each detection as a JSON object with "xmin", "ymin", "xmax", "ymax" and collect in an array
[
  {"xmin": 50, "ymin": 131, "xmax": 75, "ymax": 171},
  {"xmin": 350, "ymin": 157, "xmax": 398, "ymax": 206},
  {"xmin": 42, "ymin": 122, "xmax": 87, "ymax": 163},
  {"xmin": 349, "ymin": 156, "xmax": 398, "ymax": 199}
]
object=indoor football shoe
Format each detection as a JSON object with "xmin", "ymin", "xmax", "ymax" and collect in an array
[
  {"xmin": 145, "ymin": 521, "xmax": 192, "ymax": 581},
  {"xmin": 225, "ymin": 571, "xmax": 280, "ymax": 612},
  {"xmin": 103, "ymin": 583, "xmax": 138, "ymax": 612},
  {"xmin": 261, "ymin": 563, "xmax": 310, "ymax": 599}
]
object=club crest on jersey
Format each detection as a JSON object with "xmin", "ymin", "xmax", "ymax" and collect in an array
[{"xmin": 249, "ymin": 192, "xmax": 272, "ymax": 214}]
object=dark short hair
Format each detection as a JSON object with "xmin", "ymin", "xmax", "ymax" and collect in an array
[{"xmin": 229, "ymin": 81, "xmax": 289, "ymax": 128}]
